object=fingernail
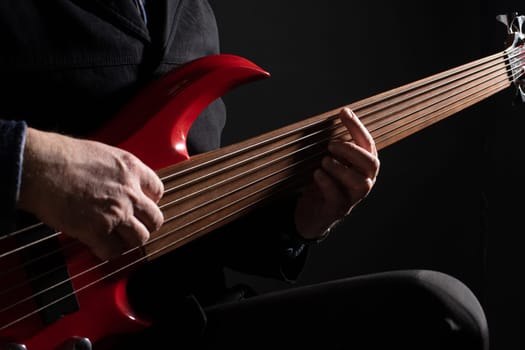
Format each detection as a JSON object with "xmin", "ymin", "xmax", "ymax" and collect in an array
[{"xmin": 344, "ymin": 107, "xmax": 356, "ymax": 119}]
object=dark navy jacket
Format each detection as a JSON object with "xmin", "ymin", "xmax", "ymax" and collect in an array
[{"xmin": 0, "ymin": 0, "xmax": 307, "ymax": 320}]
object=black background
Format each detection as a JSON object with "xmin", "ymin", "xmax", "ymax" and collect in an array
[{"xmin": 209, "ymin": 1, "xmax": 525, "ymax": 349}]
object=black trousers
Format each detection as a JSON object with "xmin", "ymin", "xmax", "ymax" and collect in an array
[{"xmin": 123, "ymin": 269, "xmax": 488, "ymax": 349}]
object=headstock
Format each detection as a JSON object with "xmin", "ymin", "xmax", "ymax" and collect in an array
[{"xmin": 497, "ymin": 12, "xmax": 525, "ymax": 102}]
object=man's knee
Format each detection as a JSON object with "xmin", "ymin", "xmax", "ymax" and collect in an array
[{"xmin": 399, "ymin": 269, "xmax": 489, "ymax": 350}]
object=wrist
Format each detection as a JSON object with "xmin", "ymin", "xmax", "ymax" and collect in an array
[
  {"xmin": 294, "ymin": 216, "xmax": 336, "ymax": 244},
  {"xmin": 17, "ymin": 128, "xmax": 59, "ymax": 212},
  {"xmin": 295, "ymin": 228, "xmax": 330, "ymax": 244},
  {"xmin": 292, "ymin": 218, "xmax": 334, "ymax": 245}
]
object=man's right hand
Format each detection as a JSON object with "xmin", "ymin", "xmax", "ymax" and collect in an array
[{"xmin": 17, "ymin": 127, "xmax": 165, "ymax": 261}]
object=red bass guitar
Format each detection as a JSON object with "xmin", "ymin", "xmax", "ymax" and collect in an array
[{"xmin": 1, "ymin": 12, "xmax": 524, "ymax": 350}]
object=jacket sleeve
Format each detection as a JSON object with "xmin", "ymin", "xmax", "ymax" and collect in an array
[{"xmin": 0, "ymin": 119, "xmax": 27, "ymax": 233}]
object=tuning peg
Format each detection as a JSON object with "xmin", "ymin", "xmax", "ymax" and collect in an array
[
  {"xmin": 497, "ymin": 12, "xmax": 525, "ymax": 38},
  {"xmin": 513, "ymin": 79, "xmax": 525, "ymax": 104},
  {"xmin": 496, "ymin": 13, "xmax": 512, "ymax": 29},
  {"xmin": 497, "ymin": 12, "xmax": 519, "ymax": 33}
]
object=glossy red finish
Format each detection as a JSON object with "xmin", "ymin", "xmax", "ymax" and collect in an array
[
  {"xmin": 1, "ymin": 245, "xmax": 151, "ymax": 350},
  {"xmin": 95, "ymin": 54, "xmax": 271, "ymax": 169},
  {"xmin": 0, "ymin": 54, "xmax": 270, "ymax": 349}
]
